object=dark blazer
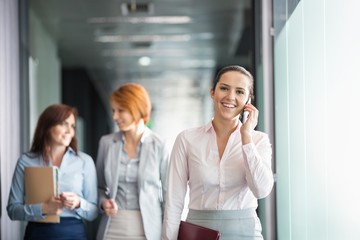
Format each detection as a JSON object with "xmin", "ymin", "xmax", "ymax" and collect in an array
[{"xmin": 96, "ymin": 127, "xmax": 169, "ymax": 240}]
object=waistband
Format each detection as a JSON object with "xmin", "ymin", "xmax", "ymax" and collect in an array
[
  {"xmin": 187, "ymin": 208, "xmax": 257, "ymax": 220},
  {"xmin": 60, "ymin": 217, "xmax": 83, "ymax": 223},
  {"xmin": 27, "ymin": 217, "xmax": 83, "ymax": 226}
]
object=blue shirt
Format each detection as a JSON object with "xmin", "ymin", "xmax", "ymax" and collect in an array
[
  {"xmin": 7, "ymin": 148, "xmax": 98, "ymax": 221},
  {"xmin": 116, "ymin": 145, "xmax": 141, "ymax": 210}
]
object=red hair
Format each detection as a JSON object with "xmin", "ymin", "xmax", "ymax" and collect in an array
[{"xmin": 111, "ymin": 83, "xmax": 152, "ymax": 124}]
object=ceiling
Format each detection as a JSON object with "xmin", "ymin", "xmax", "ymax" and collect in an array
[{"xmin": 30, "ymin": 0, "xmax": 255, "ymax": 144}]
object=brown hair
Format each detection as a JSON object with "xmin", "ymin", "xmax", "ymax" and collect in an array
[
  {"xmin": 30, "ymin": 104, "xmax": 78, "ymax": 162},
  {"xmin": 111, "ymin": 83, "xmax": 152, "ymax": 124},
  {"xmin": 212, "ymin": 65, "xmax": 255, "ymax": 102}
]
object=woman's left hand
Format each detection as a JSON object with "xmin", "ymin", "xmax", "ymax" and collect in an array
[{"xmin": 60, "ymin": 192, "xmax": 80, "ymax": 210}]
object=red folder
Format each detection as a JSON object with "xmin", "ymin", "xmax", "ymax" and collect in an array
[{"xmin": 178, "ymin": 221, "xmax": 221, "ymax": 240}]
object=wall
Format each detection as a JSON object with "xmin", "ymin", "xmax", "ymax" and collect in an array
[
  {"xmin": 29, "ymin": 7, "xmax": 61, "ymax": 131},
  {"xmin": 0, "ymin": 0, "xmax": 22, "ymax": 239},
  {"xmin": 0, "ymin": 6, "xmax": 62, "ymax": 239},
  {"xmin": 274, "ymin": 0, "xmax": 360, "ymax": 239}
]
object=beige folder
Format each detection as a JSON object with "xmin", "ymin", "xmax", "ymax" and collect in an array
[{"xmin": 24, "ymin": 166, "xmax": 60, "ymax": 223}]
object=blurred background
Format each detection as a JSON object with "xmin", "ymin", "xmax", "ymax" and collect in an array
[{"xmin": 28, "ymin": 0, "xmax": 258, "ymax": 154}]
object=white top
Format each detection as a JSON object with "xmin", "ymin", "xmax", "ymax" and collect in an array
[{"xmin": 161, "ymin": 120, "xmax": 274, "ymax": 239}]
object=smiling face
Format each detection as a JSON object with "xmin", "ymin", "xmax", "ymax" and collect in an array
[
  {"xmin": 49, "ymin": 113, "xmax": 76, "ymax": 148},
  {"xmin": 111, "ymin": 100, "xmax": 137, "ymax": 132},
  {"xmin": 211, "ymin": 71, "xmax": 251, "ymax": 121}
]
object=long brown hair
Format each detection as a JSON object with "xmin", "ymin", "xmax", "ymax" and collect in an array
[{"xmin": 30, "ymin": 104, "xmax": 78, "ymax": 162}]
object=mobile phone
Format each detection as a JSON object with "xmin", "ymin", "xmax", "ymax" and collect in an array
[
  {"xmin": 99, "ymin": 186, "xmax": 111, "ymax": 199},
  {"xmin": 240, "ymin": 98, "xmax": 251, "ymax": 123},
  {"xmin": 242, "ymin": 111, "xmax": 249, "ymax": 123},
  {"xmin": 104, "ymin": 186, "xmax": 111, "ymax": 199}
]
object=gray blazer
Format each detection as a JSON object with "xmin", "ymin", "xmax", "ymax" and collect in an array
[{"xmin": 95, "ymin": 128, "xmax": 169, "ymax": 240}]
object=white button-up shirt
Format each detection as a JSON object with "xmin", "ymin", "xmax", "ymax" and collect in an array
[{"xmin": 162, "ymin": 120, "xmax": 274, "ymax": 239}]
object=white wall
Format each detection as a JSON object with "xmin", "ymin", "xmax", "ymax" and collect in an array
[
  {"xmin": 0, "ymin": 0, "xmax": 22, "ymax": 239},
  {"xmin": 0, "ymin": 6, "xmax": 62, "ymax": 239},
  {"xmin": 29, "ymin": 8, "xmax": 61, "ymax": 121},
  {"xmin": 274, "ymin": 0, "xmax": 360, "ymax": 239}
]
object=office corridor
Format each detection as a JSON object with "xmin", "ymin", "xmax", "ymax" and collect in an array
[{"xmin": 1, "ymin": 0, "xmax": 360, "ymax": 239}]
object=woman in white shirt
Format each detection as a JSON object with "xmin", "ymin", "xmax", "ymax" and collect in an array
[{"xmin": 161, "ymin": 65, "xmax": 274, "ymax": 240}]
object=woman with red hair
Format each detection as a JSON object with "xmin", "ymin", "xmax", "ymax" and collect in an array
[{"xmin": 96, "ymin": 83, "xmax": 170, "ymax": 240}]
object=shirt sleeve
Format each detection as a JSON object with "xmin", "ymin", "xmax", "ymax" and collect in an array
[
  {"xmin": 161, "ymin": 132, "xmax": 189, "ymax": 240},
  {"xmin": 95, "ymin": 136, "xmax": 108, "ymax": 212},
  {"xmin": 7, "ymin": 156, "xmax": 45, "ymax": 221},
  {"xmin": 242, "ymin": 133, "xmax": 274, "ymax": 199},
  {"xmin": 75, "ymin": 154, "xmax": 98, "ymax": 221}
]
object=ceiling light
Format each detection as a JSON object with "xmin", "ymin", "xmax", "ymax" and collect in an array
[
  {"xmin": 102, "ymin": 49, "xmax": 189, "ymax": 57},
  {"xmin": 138, "ymin": 56, "xmax": 151, "ymax": 66},
  {"xmin": 96, "ymin": 34, "xmax": 191, "ymax": 43},
  {"xmin": 88, "ymin": 16, "xmax": 192, "ymax": 24}
]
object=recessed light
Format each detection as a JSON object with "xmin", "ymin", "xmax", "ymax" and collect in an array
[
  {"xmin": 138, "ymin": 56, "xmax": 151, "ymax": 66},
  {"xmin": 88, "ymin": 16, "xmax": 192, "ymax": 24}
]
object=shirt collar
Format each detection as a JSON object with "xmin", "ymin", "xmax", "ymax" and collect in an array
[
  {"xmin": 205, "ymin": 119, "xmax": 214, "ymax": 132},
  {"xmin": 205, "ymin": 118, "xmax": 241, "ymax": 133},
  {"xmin": 116, "ymin": 126, "xmax": 152, "ymax": 143},
  {"xmin": 67, "ymin": 146, "xmax": 75, "ymax": 153}
]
